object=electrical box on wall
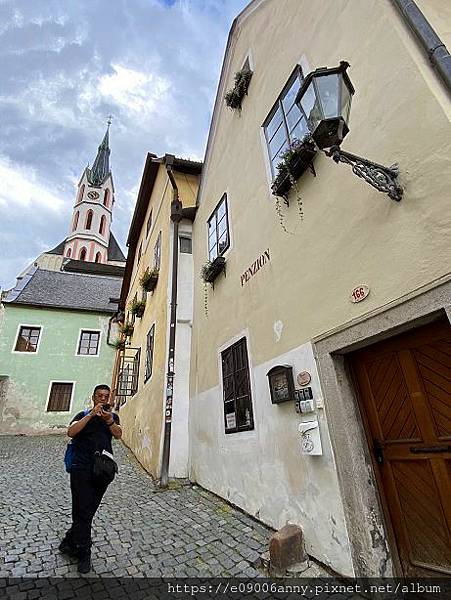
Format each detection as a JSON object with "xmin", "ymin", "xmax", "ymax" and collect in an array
[
  {"xmin": 294, "ymin": 387, "xmax": 314, "ymax": 413},
  {"xmin": 298, "ymin": 420, "xmax": 323, "ymax": 455}
]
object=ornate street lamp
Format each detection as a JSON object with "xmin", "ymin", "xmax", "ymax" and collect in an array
[{"xmin": 295, "ymin": 61, "xmax": 403, "ymax": 201}]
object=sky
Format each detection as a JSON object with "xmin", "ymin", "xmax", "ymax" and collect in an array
[{"xmin": 0, "ymin": 0, "xmax": 249, "ymax": 290}]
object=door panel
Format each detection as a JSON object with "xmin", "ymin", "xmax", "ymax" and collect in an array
[{"xmin": 350, "ymin": 319, "xmax": 451, "ymax": 577}]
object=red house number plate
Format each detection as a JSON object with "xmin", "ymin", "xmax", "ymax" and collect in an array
[{"xmin": 350, "ymin": 285, "xmax": 370, "ymax": 303}]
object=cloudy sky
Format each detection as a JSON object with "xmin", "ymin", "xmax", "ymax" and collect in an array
[{"xmin": 0, "ymin": 0, "xmax": 248, "ymax": 289}]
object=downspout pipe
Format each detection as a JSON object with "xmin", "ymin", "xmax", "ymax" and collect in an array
[
  {"xmin": 160, "ymin": 161, "xmax": 183, "ymax": 488},
  {"xmin": 391, "ymin": 0, "xmax": 451, "ymax": 94}
]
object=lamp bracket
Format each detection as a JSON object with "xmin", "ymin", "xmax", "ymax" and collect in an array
[{"xmin": 325, "ymin": 146, "xmax": 403, "ymax": 201}]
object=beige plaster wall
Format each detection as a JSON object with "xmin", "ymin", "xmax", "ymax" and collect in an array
[{"xmin": 189, "ymin": 0, "xmax": 451, "ymax": 576}]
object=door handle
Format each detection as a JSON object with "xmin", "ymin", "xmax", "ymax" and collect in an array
[
  {"xmin": 410, "ymin": 445, "xmax": 451, "ymax": 454},
  {"xmin": 374, "ymin": 440, "xmax": 384, "ymax": 464}
]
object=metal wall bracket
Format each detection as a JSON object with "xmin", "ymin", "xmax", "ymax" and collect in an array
[{"xmin": 325, "ymin": 146, "xmax": 403, "ymax": 202}]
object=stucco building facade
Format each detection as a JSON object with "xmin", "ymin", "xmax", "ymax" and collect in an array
[{"xmin": 188, "ymin": 0, "xmax": 451, "ymax": 578}]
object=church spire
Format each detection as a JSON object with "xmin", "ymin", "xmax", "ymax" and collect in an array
[{"xmin": 89, "ymin": 120, "xmax": 111, "ymax": 186}]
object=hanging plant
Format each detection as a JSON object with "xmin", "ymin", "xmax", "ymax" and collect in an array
[
  {"xmin": 120, "ymin": 322, "xmax": 134, "ymax": 337},
  {"xmin": 224, "ymin": 68, "xmax": 253, "ymax": 111},
  {"xmin": 129, "ymin": 298, "xmax": 146, "ymax": 318},
  {"xmin": 201, "ymin": 256, "xmax": 226, "ymax": 284},
  {"xmin": 113, "ymin": 338, "xmax": 126, "ymax": 351},
  {"xmin": 272, "ymin": 134, "xmax": 316, "ymax": 201},
  {"xmin": 140, "ymin": 267, "xmax": 159, "ymax": 292}
]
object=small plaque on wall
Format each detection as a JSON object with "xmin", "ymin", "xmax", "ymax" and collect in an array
[
  {"xmin": 297, "ymin": 371, "xmax": 311, "ymax": 386},
  {"xmin": 350, "ymin": 285, "xmax": 370, "ymax": 303}
]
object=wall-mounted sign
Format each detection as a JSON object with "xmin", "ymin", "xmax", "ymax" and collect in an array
[
  {"xmin": 350, "ymin": 284, "xmax": 370, "ymax": 303},
  {"xmin": 241, "ymin": 249, "xmax": 270, "ymax": 286},
  {"xmin": 226, "ymin": 413, "xmax": 236, "ymax": 429},
  {"xmin": 297, "ymin": 371, "xmax": 311, "ymax": 386}
]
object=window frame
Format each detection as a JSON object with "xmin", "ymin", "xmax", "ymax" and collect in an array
[
  {"xmin": 144, "ymin": 324, "xmax": 155, "ymax": 383},
  {"xmin": 207, "ymin": 194, "xmax": 230, "ymax": 262},
  {"xmin": 221, "ymin": 337, "xmax": 254, "ymax": 434},
  {"xmin": 179, "ymin": 235, "xmax": 192, "ymax": 254},
  {"xmin": 76, "ymin": 329, "xmax": 102, "ymax": 357},
  {"xmin": 12, "ymin": 324, "xmax": 43, "ymax": 354},
  {"xmin": 45, "ymin": 381, "xmax": 75, "ymax": 413},
  {"xmin": 85, "ymin": 209, "xmax": 93, "ymax": 230},
  {"xmin": 263, "ymin": 65, "xmax": 305, "ymax": 178},
  {"xmin": 146, "ymin": 210, "xmax": 153, "ymax": 238},
  {"xmin": 154, "ymin": 231, "xmax": 162, "ymax": 270}
]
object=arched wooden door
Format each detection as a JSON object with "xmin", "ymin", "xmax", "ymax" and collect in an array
[{"xmin": 350, "ymin": 318, "xmax": 451, "ymax": 577}]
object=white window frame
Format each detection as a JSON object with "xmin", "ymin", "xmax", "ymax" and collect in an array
[
  {"xmin": 12, "ymin": 324, "xmax": 43, "ymax": 355},
  {"xmin": 75, "ymin": 328, "xmax": 102, "ymax": 357},
  {"xmin": 45, "ymin": 380, "xmax": 75, "ymax": 413},
  {"xmin": 206, "ymin": 193, "xmax": 232, "ymax": 262}
]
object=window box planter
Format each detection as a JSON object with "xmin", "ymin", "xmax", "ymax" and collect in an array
[
  {"xmin": 271, "ymin": 137, "xmax": 317, "ymax": 199},
  {"xmin": 120, "ymin": 322, "xmax": 134, "ymax": 337},
  {"xmin": 140, "ymin": 268, "xmax": 159, "ymax": 292},
  {"xmin": 129, "ymin": 299, "xmax": 146, "ymax": 318},
  {"xmin": 201, "ymin": 256, "xmax": 226, "ymax": 284},
  {"xmin": 224, "ymin": 68, "xmax": 253, "ymax": 111}
]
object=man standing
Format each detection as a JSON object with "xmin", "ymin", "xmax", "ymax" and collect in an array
[{"xmin": 59, "ymin": 384, "xmax": 122, "ymax": 573}]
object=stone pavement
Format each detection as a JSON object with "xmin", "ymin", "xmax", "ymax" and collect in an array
[{"xmin": 0, "ymin": 435, "xmax": 329, "ymax": 580}]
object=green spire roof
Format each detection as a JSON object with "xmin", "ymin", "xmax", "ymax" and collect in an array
[{"xmin": 88, "ymin": 124, "xmax": 111, "ymax": 186}]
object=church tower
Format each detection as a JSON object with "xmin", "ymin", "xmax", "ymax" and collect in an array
[{"xmin": 64, "ymin": 123, "xmax": 118, "ymax": 265}]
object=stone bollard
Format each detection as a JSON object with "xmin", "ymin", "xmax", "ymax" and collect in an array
[{"xmin": 268, "ymin": 524, "xmax": 309, "ymax": 576}]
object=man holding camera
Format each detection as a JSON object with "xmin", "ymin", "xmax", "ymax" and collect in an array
[{"xmin": 59, "ymin": 384, "xmax": 122, "ymax": 573}]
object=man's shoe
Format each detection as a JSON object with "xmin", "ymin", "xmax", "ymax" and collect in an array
[
  {"xmin": 77, "ymin": 554, "xmax": 92, "ymax": 574},
  {"xmin": 58, "ymin": 539, "xmax": 76, "ymax": 557}
]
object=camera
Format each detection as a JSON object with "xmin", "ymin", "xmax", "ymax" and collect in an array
[{"xmin": 102, "ymin": 404, "xmax": 112, "ymax": 411}]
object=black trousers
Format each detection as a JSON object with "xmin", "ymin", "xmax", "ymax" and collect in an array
[{"xmin": 64, "ymin": 468, "xmax": 109, "ymax": 555}]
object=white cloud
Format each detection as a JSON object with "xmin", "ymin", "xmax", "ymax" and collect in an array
[
  {"xmin": 0, "ymin": 155, "xmax": 64, "ymax": 212},
  {"xmin": 98, "ymin": 63, "xmax": 171, "ymax": 116}
]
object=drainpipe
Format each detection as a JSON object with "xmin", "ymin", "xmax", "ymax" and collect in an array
[
  {"xmin": 391, "ymin": 0, "xmax": 451, "ymax": 94},
  {"xmin": 160, "ymin": 160, "xmax": 183, "ymax": 488}
]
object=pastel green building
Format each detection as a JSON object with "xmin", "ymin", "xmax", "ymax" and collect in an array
[{"xmin": 0, "ymin": 268, "xmax": 122, "ymax": 433}]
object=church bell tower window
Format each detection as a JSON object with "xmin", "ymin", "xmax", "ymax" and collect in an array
[{"xmin": 85, "ymin": 210, "xmax": 93, "ymax": 230}]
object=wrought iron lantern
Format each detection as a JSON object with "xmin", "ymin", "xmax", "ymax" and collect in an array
[{"xmin": 295, "ymin": 61, "xmax": 403, "ymax": 201}]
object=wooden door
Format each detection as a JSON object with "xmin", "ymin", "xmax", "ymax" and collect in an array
[{"xmin": 350, "ymin": 319, "xmax": 451, "ymax": 577}]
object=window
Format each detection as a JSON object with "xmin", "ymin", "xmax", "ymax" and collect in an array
[
  {"xmin": 72, "ymin": 211, "xmax": 79, "ymax": 232},
  {"xmin": 79, "ymin": 247, "xmax": 87, "ymax": 261},
  {"xmin": 145, "ymin": 324, "xmax": 155, "ymax": 382},
  {"xmin": 154, "ymin": 231, "xmax": 162, "ymax": 269},
  {"xmin": 221, "ymin": 338, "xmax": 254, "ymax": 433},
  {"xmin": 180, "ymin": 236, "xmax": 192, "ymax": 254},
  {"xmin": 77, "ymin": 185, "xmax": 85, "ymax": 204},
  {"xmin": 146, "ymin": 210, "xmax": 153, "ymax": 237},
  {"xmin": 47, "ymin": 382, "xmax": 73, "ymax": 412},
  {"xmin": 66, "ymin": 248, "xmax": 72, "ymax": 258},
  {"xmin": 95, "ymin": 252, "xmax": 102, "ymax": 263},
  {"xmin": 263, "ymin": 66, "xmax": 307, "ymax": 177},
  {"xmin": 77, "ymin": 330, "xmax": 100, "ymax": 356},
  {"xmin": 137, "ymin": 241, "xmax": 142, "ymax": 265},
  {"xmin": 85, "ymin": 210, "xmax": 93, "ymax": 230},
  {"xmin": 14, "ymin": 326, "xmax": 41, "ymax": 352},
  {"xmin": 99, "ymin": 215, "xmax": 106, "ymax": 236},
  {"xmin": 103, "ymin": 189, "xmax": 110, "ymax": 208},
  {"xmin": 208, "ymin": 194, "xmax": 229, "ymax": 261}
]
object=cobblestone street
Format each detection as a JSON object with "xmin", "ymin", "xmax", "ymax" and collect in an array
[{"xmin": 0, "ymin": 435, "xmax": 327, "ymax": 582}]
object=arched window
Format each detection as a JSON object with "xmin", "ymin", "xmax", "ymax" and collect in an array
[
  {"xmin": 66, "ymin": 248, "xmax": 72, "ymax": 258},
  {"xmin": 99, "ymin": 215, "xmax": 106, "ymax": 236},
  {"xmin": 103, "ymin": 189, "xmax": 110, "ymax": 208},
  {"xmin": 95, "ymin": 252, "xmax": 102, "ymax": 264},
  {"xmin": 72, "ymin": 211, "xmax": 79, "ymax": 232},
  {"xmin": 85, "ymin": 210, "xmax": 93, "ymax": 230},
  {"xmin": 79, "ymin": 247, "xmax": 87, "ymax": 261},
  {"xmin": 77, "ymin": 184, "xmax": 85, "ymax": 204}
]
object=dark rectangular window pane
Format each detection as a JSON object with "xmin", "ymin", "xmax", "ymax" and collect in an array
[
  {"xmin": 47, "ymin": 383, "xmax": 73, "ymax": 412},
  {"xmin": 145, "ymin": 325, "xmax": 155, "ymax": 382},
  {"xmin": 15, "ymin": 327, "xmax": 41, "ymax": 352},
  {"xmin": 221, "ymin": 338, "xmax": 254, "ymax": 434},
  {"xmin": 180, "ymin": 236, "xmax": 192, "ymax": 254}
]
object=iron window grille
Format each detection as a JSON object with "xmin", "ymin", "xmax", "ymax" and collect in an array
[
  {"xmin": 15, "ymin": 326, "xmax": 41, "ymax": 352},
  {"xmin": 154, "ymin": 231, "xmax": 162, "ymax": 270},
  {"xmin": 47, "ymin": 382, "xmax": 73, "ymax": 412},
  {"xmin": 221, "ymin": 337, "xmax": 254, "ymax": 434},
  {"xmin": 207, "ymin": 194, "xmax": 230, "ymax": 261},
  {"xmin": 146, "ymin": 210, "xmax": 153, "ymax": 237},
  {"xmin": 144, "ymin": 325, "xmax": 155, "ymax": 382},
  {"xmin": 179, "ymin": 236, "xmax": 192, "ymax": 254},
  {"xmin": 77, "ymin": 330, "xmax": 100, "ymax": 355},
  {"xmin": 117, "ymin": 347, "xmax": 141, "ymax": 402},
  {"xmin": 263, "ymin": 66, "xmax": 307, "ymax": 177}
]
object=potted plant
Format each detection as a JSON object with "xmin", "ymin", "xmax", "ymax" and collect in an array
[
  {"xmin": 272, "ymin": 134, "xmax": 317, "ymax": 199},
  {"xmin": 224, "ymin": 67, "xmax": 253, "ymax": 111},
  {"xmin": 129, "ymin": 298, "xmax": 146, "ymax": 318},
  {"xmin": 201, "ymin": 256, "xmax": 226, "ymax": 284},
  {"xmin": 139, "ymin": 267, "xmax": 159, "ymax": 292},
  {"xmin": 120, "ymin": 322, "xmax": 134, "ymax": 337},
  {"xmin": 113, "ymin": 338, "xmax": 125, "ymax": 351}
]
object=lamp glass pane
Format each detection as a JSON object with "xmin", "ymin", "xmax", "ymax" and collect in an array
[
  {"xmin": 300, "ymin": 81, "xmax": 322, "ymax": 132},
  {"xmin": 340, "ymin": 75, "xmax": 352, "ymax": 122},
  {"xmin": 316, "ymin": 73, "xmax": 339, "ymax": 119}
]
